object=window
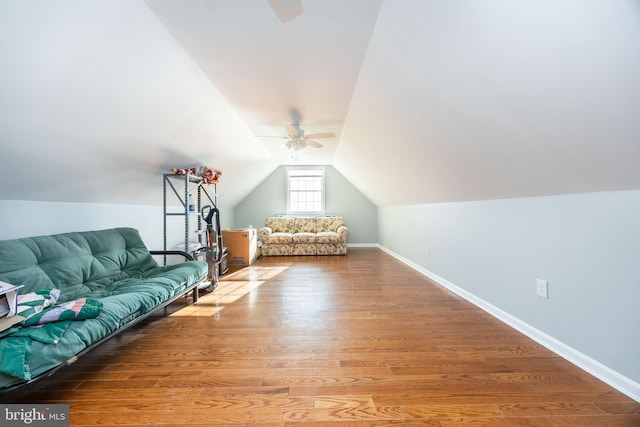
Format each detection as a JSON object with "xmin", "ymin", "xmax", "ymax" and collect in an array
[{"xmin": 286, "ymin": 167, "xmax": 325, "ymax": 215}]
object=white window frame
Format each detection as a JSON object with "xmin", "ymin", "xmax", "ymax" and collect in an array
[{"xmin": 286, "ymin": 166, "xmax": 325, "ymax": 215}]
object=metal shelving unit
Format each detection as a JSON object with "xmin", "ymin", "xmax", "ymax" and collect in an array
[{"xmin": 161, "ymin": 173, "xmax": 217, "ymax": 261}]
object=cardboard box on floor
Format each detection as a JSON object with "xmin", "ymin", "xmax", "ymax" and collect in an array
[{"xmin": 222, "ymin": 229, "xmax": 258, "ymax": 266}]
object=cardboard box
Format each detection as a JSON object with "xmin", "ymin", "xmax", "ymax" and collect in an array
[{"xmin": 222, "ymin": 229, "xmax": 258, "ymax": 266}]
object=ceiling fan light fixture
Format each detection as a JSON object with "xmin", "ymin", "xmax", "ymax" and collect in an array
[
  {"xmin": 289, "ymin": 143, "xmax": 301, "ymax": 161},
  {"xmin": 262, "ymin": 123, "xmax": 335, "ymax": 162},
  {"xmin": 283, "ymin": 139, "xmax": 301, "ymax": 161}
]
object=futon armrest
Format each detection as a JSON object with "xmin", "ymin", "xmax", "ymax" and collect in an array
[{"xmin": 149, "ymin": 250, "xmax": 195, "ymax": 261}]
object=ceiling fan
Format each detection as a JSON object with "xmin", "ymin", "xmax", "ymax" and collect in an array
[{"xmin": 261, "ymin": 124, "xmax": 336, "ymax": 161}]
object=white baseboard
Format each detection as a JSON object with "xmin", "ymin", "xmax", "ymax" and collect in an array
[
  {"xmin": 377, "ymin": 244, "xmax": 640, "ymax": 403},
  {"xmin": 347, "ymin": 243, "xmax": 378, "ymax": 248}
]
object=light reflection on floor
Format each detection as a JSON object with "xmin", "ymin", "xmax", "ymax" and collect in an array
[{"xmin": 169, "ymin": 264, "xmax": 290, "ymax": 317}]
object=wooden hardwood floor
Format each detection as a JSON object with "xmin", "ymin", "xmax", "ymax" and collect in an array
[{"xmin": 3, "ymin": 248, "xmax": 639, "ymax": 426}]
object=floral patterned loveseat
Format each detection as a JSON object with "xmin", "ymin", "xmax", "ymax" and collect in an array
[{"xmin": 259, "ymin": 216, "xmax": 350, "ymax": 256}]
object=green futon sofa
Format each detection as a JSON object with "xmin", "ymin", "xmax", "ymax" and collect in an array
[{"xmin": 0, "ymin": 227, "xmax": 207, "ymax": 391}]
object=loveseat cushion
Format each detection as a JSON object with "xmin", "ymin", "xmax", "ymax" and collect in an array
[
  {"xmin": 292, "ymin": 233, "xmax": 316, "ymax": 244},
  {"xmin": 267, "ymin": 232, "xmax": 294, "ymax": 244},
  {"xmin": 294, "ymin": 217, "xmax": 317, "ymax": 233},
  {"xmin": 316, "ymin": 232, "xmax": 342, "ymax": 244},
  {"xmin": 317, "ymin": 216, "xmax": 345, "ymax": 232},
  {"xmin": 265, "ymin": 217, "xmax": 295, "ymax": 233}
]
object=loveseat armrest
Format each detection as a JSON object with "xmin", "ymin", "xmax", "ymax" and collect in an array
[
  {"xmin": 149, "ymin": 250, "xmax": 195, "ymax": 261},
  {"xmin": 337, "ymin": 225, "xmax": 350, "ymax": 241},
  {"xmin": 258, "ymin": 226, "xmax": 273, "ymax": 241}
]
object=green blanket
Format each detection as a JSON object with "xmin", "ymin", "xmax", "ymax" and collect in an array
[{"xmin": 0, "ymin": 289, "xmax": 103, "ymax": 381}]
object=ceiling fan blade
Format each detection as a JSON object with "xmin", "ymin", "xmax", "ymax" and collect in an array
[
  {"xmin": 304, "ymin": 132, "xmax": 336, "ymax": 139},
  {"xmin": 305, "ymin": 140, "xmax": 323, "ymax": 148},
  {"xmin": 267, "ymin": 0, "xmax": 303, "ymax": 23},
  {"xmin": 285, "ymin": 124, "xmax": 301, "ymax": 138}
]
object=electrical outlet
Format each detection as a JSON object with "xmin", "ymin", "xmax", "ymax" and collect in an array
[
  {"xmin": 425, "ymin": 244, "xmax": 430, "ymax": 254},
  {"xmin": 536, "ymin": 279, "xmax": 549, "ymax": 299}
]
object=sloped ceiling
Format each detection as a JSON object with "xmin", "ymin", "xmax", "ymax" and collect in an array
[
  {"xmin": 0, "ymin": 0, "xmax": 278, "ymax": 209},
  {"xmin": 144, "ymin": 0, "xmax": 382, "ymax": 165},
  {"xmin": 1, "ymin": 0, "xmax": 639, "ymax": 210},
  {"xmin": 336, "ymin": 0, "xmax": 640, "ymax": 206}
]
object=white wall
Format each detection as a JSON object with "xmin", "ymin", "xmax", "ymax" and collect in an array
[
  {"xmin": 379, "ymin": 189, "xmax": 640, "ymax": 399},
  {"xmin": 233, "ymin": 165, "xmax": 378, "ymax": 244},
  {"xmin": 0, "ymin": 200, "xmax": 233, "ymax": 251}
]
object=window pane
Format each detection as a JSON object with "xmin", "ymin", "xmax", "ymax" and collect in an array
[{"xmin": 286, "ymin": 167, "xmax": 325, "ymax": 214}]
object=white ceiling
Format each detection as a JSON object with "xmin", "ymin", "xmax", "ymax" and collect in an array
[
  {"xmin": 1, "ymin": 0, "xmax": 639, "ymax": 209},
  {"xmin": 145, "ymin": 0, "xmax": 382, "ymax": 165}
]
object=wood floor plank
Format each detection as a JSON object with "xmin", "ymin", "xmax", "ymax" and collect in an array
[{"xmin": 2, "ymin": 248, "xmax": 638, "ymax": 426}]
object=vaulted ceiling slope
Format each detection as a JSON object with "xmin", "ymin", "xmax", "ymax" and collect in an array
[
  {"xmin": 0, "ymin": 0, "xmax": 277, "ymax": 208},
  {"xmin": 144, "ymin": 0, "xmax": 383, "ymax": 166},
  {"xmin": 1, "ymin": 1, "xmax": 639, "ymax": 210},
  {"xmin": 335, "ymin": 0, "xmax": 640, "ymax": 206}
]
